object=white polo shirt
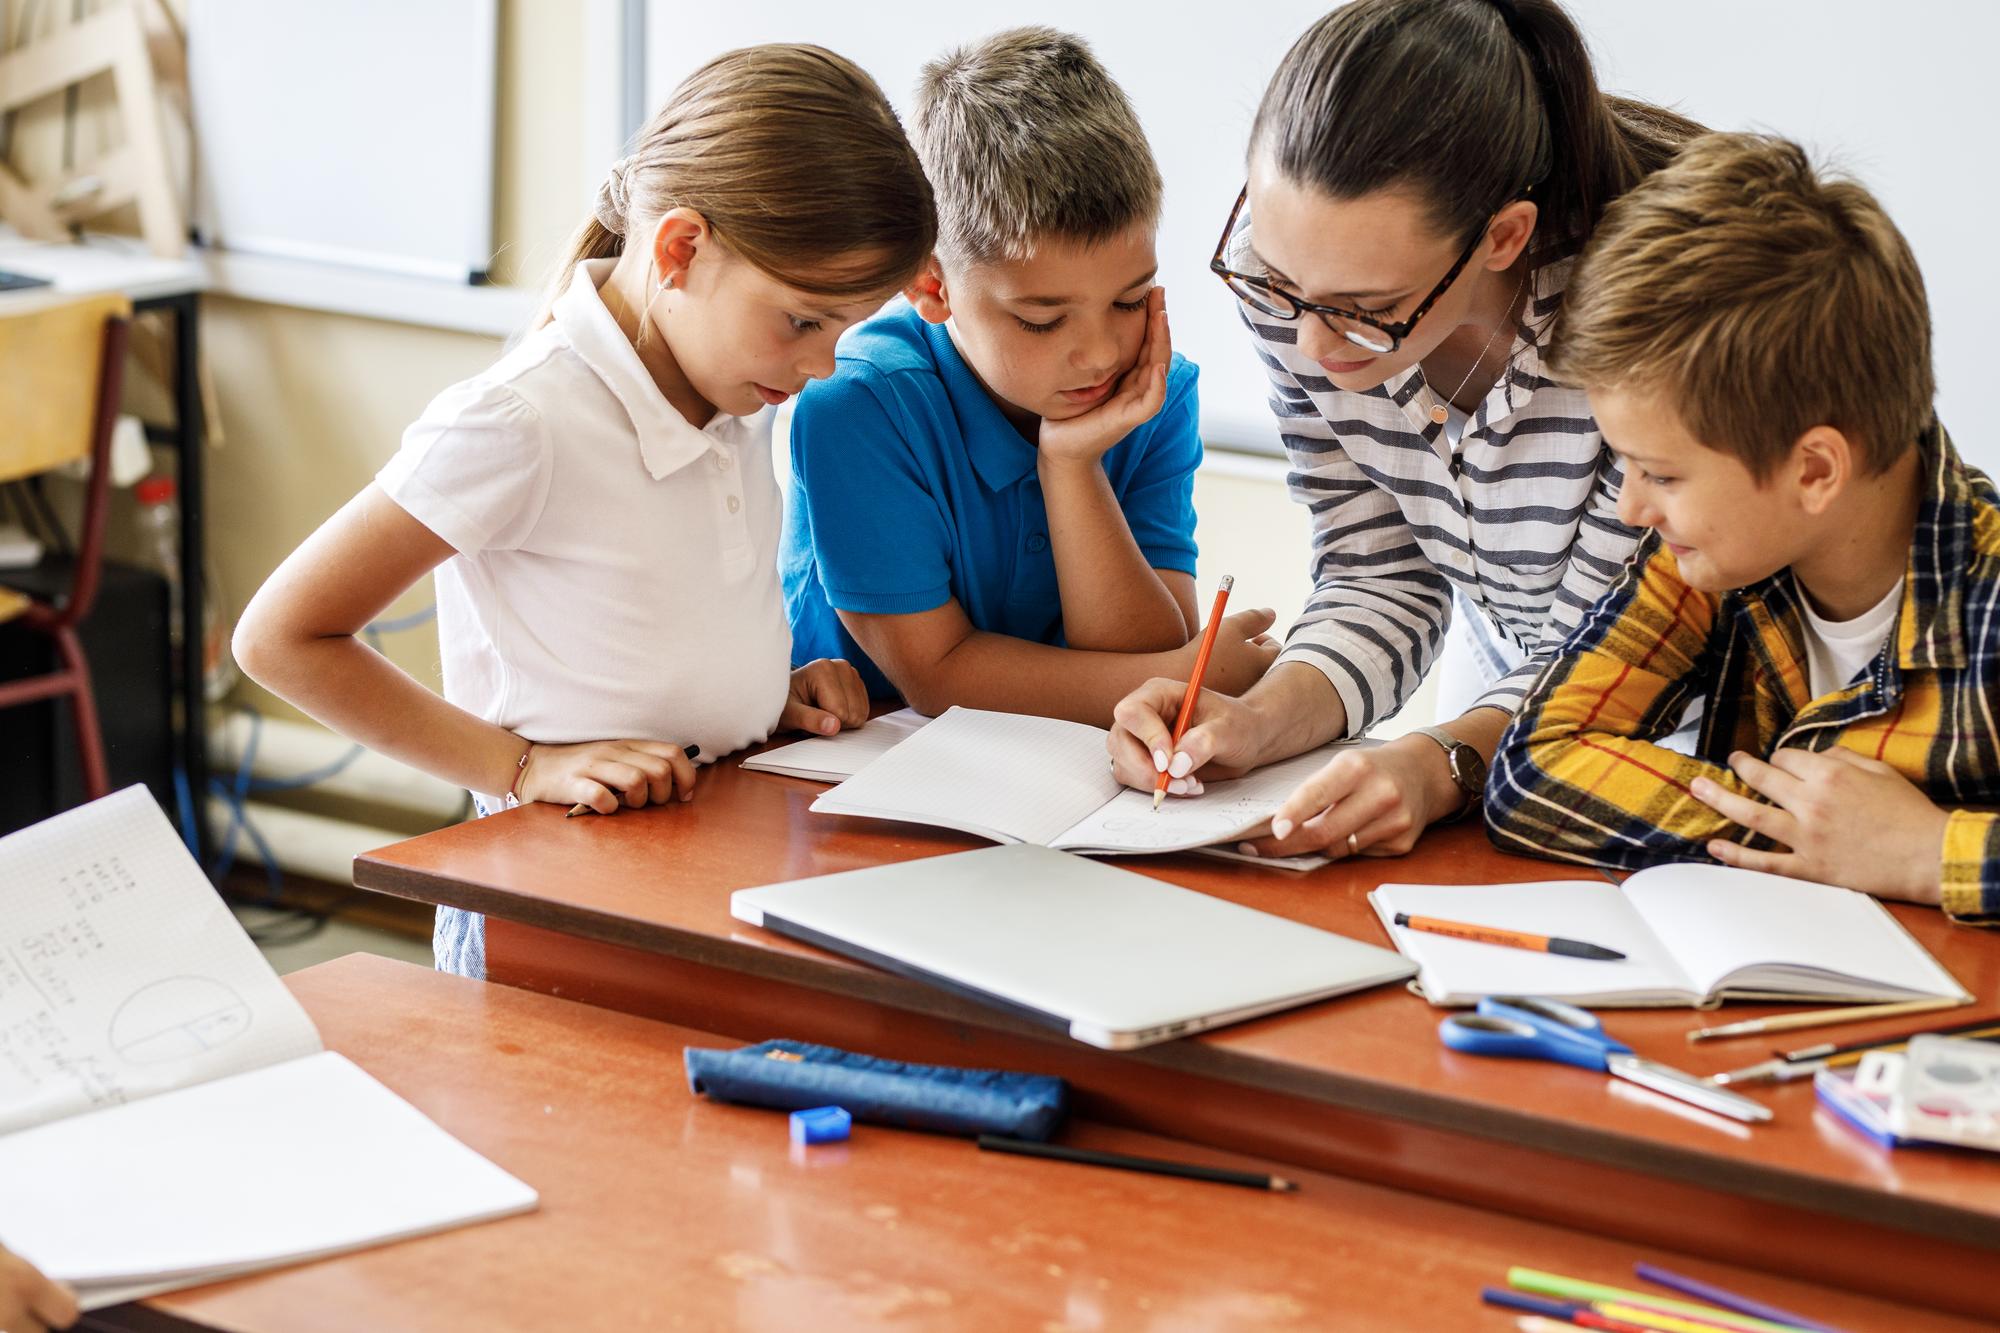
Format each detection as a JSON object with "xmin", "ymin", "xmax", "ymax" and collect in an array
[{"xmin": 377, "ymin": 257, "xmax": 792, "ymax": 802}]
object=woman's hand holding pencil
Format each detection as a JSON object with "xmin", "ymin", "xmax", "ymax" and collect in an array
[
  {"xmin": 1106, "ymin": 614, "xmax": 1282, "ymax": 800},
  {"xmin": 1153, "ymin": 577, "xmax": 1235, "ymax": 810}
]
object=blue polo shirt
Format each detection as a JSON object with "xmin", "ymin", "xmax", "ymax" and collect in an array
[{"xmin": 781, "ymin": 301, "xmax": 1202, "ymax": 699}]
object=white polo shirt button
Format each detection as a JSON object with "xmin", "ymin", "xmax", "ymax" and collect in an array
[
  {"xmin": 726, "ymin": 495, "xmax": 741, "ymax": 514},
  {"xmin": 713, "ymin": 451, "xmax": 730, "ymax": 471}
]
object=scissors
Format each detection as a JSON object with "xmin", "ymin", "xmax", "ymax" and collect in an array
[{"xmin": 1440, "ymin": 996, "xmax": 1773, "ymax": 1124}]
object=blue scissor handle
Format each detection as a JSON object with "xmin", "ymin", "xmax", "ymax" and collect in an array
[
  {"xmin": 1438, "ymin": 996, "xmax": 1630, "ymax": 1071},
  {"xmin": 1481, "ymin": 996, "xmax": 1633, "ymax": 1056}
]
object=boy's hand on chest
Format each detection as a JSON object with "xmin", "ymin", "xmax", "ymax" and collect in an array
[{"xmin": 1690, "ymin": 747, "xmax": 1947, "ymax": 905}]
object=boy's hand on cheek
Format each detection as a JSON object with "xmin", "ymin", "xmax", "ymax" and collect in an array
[
  {"xmin": 1691, "ymin": 748, "xmax": 1947, "ymax": 905},
  {"xmin": 1036, "ymin": 287, "xmax": 1171, "ymax": 467},
  {"xmin": 782, "ymin": 658, "xmax": 870, "ymax": 736}
]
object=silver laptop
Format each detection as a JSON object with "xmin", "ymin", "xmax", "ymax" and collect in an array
[{"xmin": 730, "ymin": 844, "xmax": 1415, "ymax": 1050}]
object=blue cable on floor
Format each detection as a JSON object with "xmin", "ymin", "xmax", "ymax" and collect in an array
[{"xmin": 190, "ymin": 604, "xmax": 439, "ymax": 899}]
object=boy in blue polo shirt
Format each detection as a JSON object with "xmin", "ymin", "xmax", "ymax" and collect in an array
[{"xmin": 780, "ymin": 27, "xmax": 1277, "ymax": 729}]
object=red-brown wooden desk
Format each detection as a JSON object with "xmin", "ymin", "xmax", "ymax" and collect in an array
[
  {"xmin": 354, "ymin": 754, "xmax": 2000, "ymax": 1321},
  {"xmin": 88, "ymin": 955, "xmax": 1981, "ymax": 1333}
]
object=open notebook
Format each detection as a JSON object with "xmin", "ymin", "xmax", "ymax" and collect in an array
[
  {"xmin": 1371, "ymin": 864, "xmax": 1969, "ymax": 1008},
  {"xmin": 0, "ymin": 788, "xmax": 537, "ymax": 1310},
  {"xmin": 810, "ymin": 706, "xmax": 1361, "ymax": 865},
  {"xmin": 741, "ymin": 708, "xmax": 929, "ymax": 782}
]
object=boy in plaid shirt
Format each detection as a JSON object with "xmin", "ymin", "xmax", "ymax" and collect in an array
[{"xmin": 1486, "ymin": 133, "xmax": 1996, "ymax": 925}]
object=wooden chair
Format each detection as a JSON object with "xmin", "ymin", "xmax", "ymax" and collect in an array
[{"xmin": 0, "ymin": 293, "xmax": 132, "ymax": 802}]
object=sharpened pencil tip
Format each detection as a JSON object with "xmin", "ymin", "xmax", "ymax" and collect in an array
[
  {"xmin": 1152, "ymin": 790, "xmax": 1165, "ymax": 812},
  {"xmin": 1270, "ymin": 1176, "xmax": 1297, "ymax": 1192}
]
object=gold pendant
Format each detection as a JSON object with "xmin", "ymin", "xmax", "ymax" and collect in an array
[{"xmin": 1429, "ymin": 403, "xmax": 1449, "ymax": 425}]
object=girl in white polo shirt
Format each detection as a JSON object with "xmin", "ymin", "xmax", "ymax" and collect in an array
[{"xmin": 234, "ymin": 46, "xmax": 938, "ymax": 977}]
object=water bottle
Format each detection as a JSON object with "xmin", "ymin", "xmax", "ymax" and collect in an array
[{"xmin": 136, "ymin": 476, "xmax": 183, "ymax": 652}]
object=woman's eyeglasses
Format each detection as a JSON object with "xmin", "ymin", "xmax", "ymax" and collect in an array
[{"xmin": 1209, "ymin": 184, "xmax": 1504, "ymax": 355}]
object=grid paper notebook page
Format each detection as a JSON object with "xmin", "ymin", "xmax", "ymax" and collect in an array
[
  {"xmin": 1055, "ymin": 744, "xmax": 1362, "ymax": 853},
  {"xmin": 814, "ymin": 708, "xmax": 1119, "ymax": 846},
  {"xmin": 0, "ymin": 786, "xmax": 322, "ymax": 1135},
  {"xmin": 741, "ymin": 708, "xmax": 930, "ymax": 781},
  {"xmin": 811, "ymin": 707, "xmax": 1364, "ymax": 855},
  {"xmin": 0, "ymin": 1050, "xmax": 538, "ymax": 1306}
]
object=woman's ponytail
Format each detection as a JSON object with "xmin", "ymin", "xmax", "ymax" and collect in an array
[{"xmin": 1252, "ymin": 0, "xmax": 1701, "ymax": 254}]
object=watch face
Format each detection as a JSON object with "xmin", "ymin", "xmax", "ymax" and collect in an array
[{"xmin": 1453, "ymin": 744, "xmax": 1489, "ymax": 796}]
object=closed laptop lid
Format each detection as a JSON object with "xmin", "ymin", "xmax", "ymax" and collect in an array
[{"xmin": 731, "ymin": 844, "xmax": 1413, "ymax": 1048}]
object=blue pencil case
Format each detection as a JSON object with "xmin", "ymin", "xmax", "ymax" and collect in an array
[{"xmin": 684, "ymin": 1038, "xmax": 1068, "ymax": 1141}]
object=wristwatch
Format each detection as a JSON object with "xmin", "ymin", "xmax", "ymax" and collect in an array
[{"xmin": 1410, "ymin": 726, "xmax": 1487, "ymax": 823}]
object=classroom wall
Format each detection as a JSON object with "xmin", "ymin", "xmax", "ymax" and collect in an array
[
  {"xmin": 198, "ymin": 2, "xmax": 1341, "ymax": 751},
  {"xmin": 207, "ymin": 0, "xmax": 587, "ymax": 722}
]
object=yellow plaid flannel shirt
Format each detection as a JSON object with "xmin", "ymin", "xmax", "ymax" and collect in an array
[{"xmin": 1487, "ymin": 424, "xmax": 1999, "ymax": 924}]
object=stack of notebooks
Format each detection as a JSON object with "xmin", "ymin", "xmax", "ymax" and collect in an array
[
  {"xmin": 752, "ymin": 705, "xmax": 1368, "ymax": 869},
  {"xmin": 0, "ymin": 788, "xmax": 538, "ymax": 1309}
]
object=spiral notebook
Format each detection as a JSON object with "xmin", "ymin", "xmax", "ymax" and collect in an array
[{"xmin": 0, "ymin": 787, "xmax": 537, "ymax": 1309}]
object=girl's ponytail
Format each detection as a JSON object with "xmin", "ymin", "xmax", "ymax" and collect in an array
[{"xmin": 539, "ymin": 44, "xmax": 937, "ymax": 325}]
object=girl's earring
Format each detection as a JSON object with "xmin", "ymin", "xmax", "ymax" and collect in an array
[{"xmin": 661, "ymin": 276, "xmax": 674, "ymax": 291}]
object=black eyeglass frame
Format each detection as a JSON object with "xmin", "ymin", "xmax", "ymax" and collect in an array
[{"xmin": 1209, "ymin": 184, "xmax": 1520, "ymax": 355}]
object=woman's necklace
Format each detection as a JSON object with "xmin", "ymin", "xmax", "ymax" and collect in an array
[{"xmin": 1429, "ymin": 266, "xmax": 1528, "ymax": 426}]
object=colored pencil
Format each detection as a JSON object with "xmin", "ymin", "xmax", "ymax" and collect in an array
[
  {"xmin": 1636, "ymin": 1263, "xmax": 1842, "ymax": 1333},
  {"xmin": 1600, "ymin": 1303, "xmax": 1789, "ymax": 1333},
  {"xmin": 1392, "ymin": 912, "xmax": 1626, "ymax": 961},
  {"xmin": 1686, "ymin": 996, "xmax": 1968, "ymax": 1043},
  {"xmin": 1508, "ymin": 1270, "xmax": 1820, "ymax": 1333},
  {"xmin": 1482, "ymin": 1289, "xmax": 1652, "ymax": 1332},
  {"xmin": 976, "ymin": 1133, "xmax": 1295, "ymax": 1192},
  {"xmin": 1155, "ymin": 575, "xmax": 1231, "ymax": 811},
  {"xmin": 1606, "ymin": 1302, "xmax": 1790, "ymax": 1333}
]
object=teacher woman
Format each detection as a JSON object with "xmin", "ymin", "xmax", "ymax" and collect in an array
[{"xmin": 1109, "ymin": 0, "xmax": 1701, "ymax": 857}]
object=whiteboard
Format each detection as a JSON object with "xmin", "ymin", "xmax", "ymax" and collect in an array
[
  {"xmin": 647, "ymin": 2, "xmax": 1996, "ymax": 467},
  {"xmin": 189, "ymin": 0, "xmax": 498, "ymax": 283}
]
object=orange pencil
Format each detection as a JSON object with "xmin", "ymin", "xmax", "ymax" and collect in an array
[
  {"xmin": 1392, "ymin": 912, "xmax": 1627, "ymax": 961},
  {"xmin": 1154, "ymin": 575, "xmax": 1232, "ymax": 812}
]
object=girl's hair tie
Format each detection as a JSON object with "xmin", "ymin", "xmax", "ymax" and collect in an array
[{"xmin": 594, "ymin": 156, "xmax": 633, "ymax": 236}]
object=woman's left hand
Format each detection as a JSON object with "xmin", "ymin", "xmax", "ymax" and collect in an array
[
  {"xmin": 780, "ymin": 658, "xmax": 871, "ymax": 736},
  {"xmin": 1237, "ymin": 737, "xmax": 1456, "ymax": 860}
]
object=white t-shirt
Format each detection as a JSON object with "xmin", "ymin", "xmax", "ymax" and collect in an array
[
  {"xmin": 1796, "ymin": 575, "xmax": 1904, "ymax": 700},
  {"xmin": 377, "ymin": 258, "xmax": 792, "ymax": 801}
]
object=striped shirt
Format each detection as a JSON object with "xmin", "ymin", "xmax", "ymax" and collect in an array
[
  {"xmin": 1486, "ymin": 426, "xmax": 2000, "ymax": 925},
  {"xmin": 1235, "ymin": 218, "xmax": 1640, "ymax": 735}
]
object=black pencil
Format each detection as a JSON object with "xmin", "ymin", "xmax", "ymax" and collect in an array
[{"xmin": 976, "ymin": 1134, "xmax": 1297, "ymax": 1192}]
